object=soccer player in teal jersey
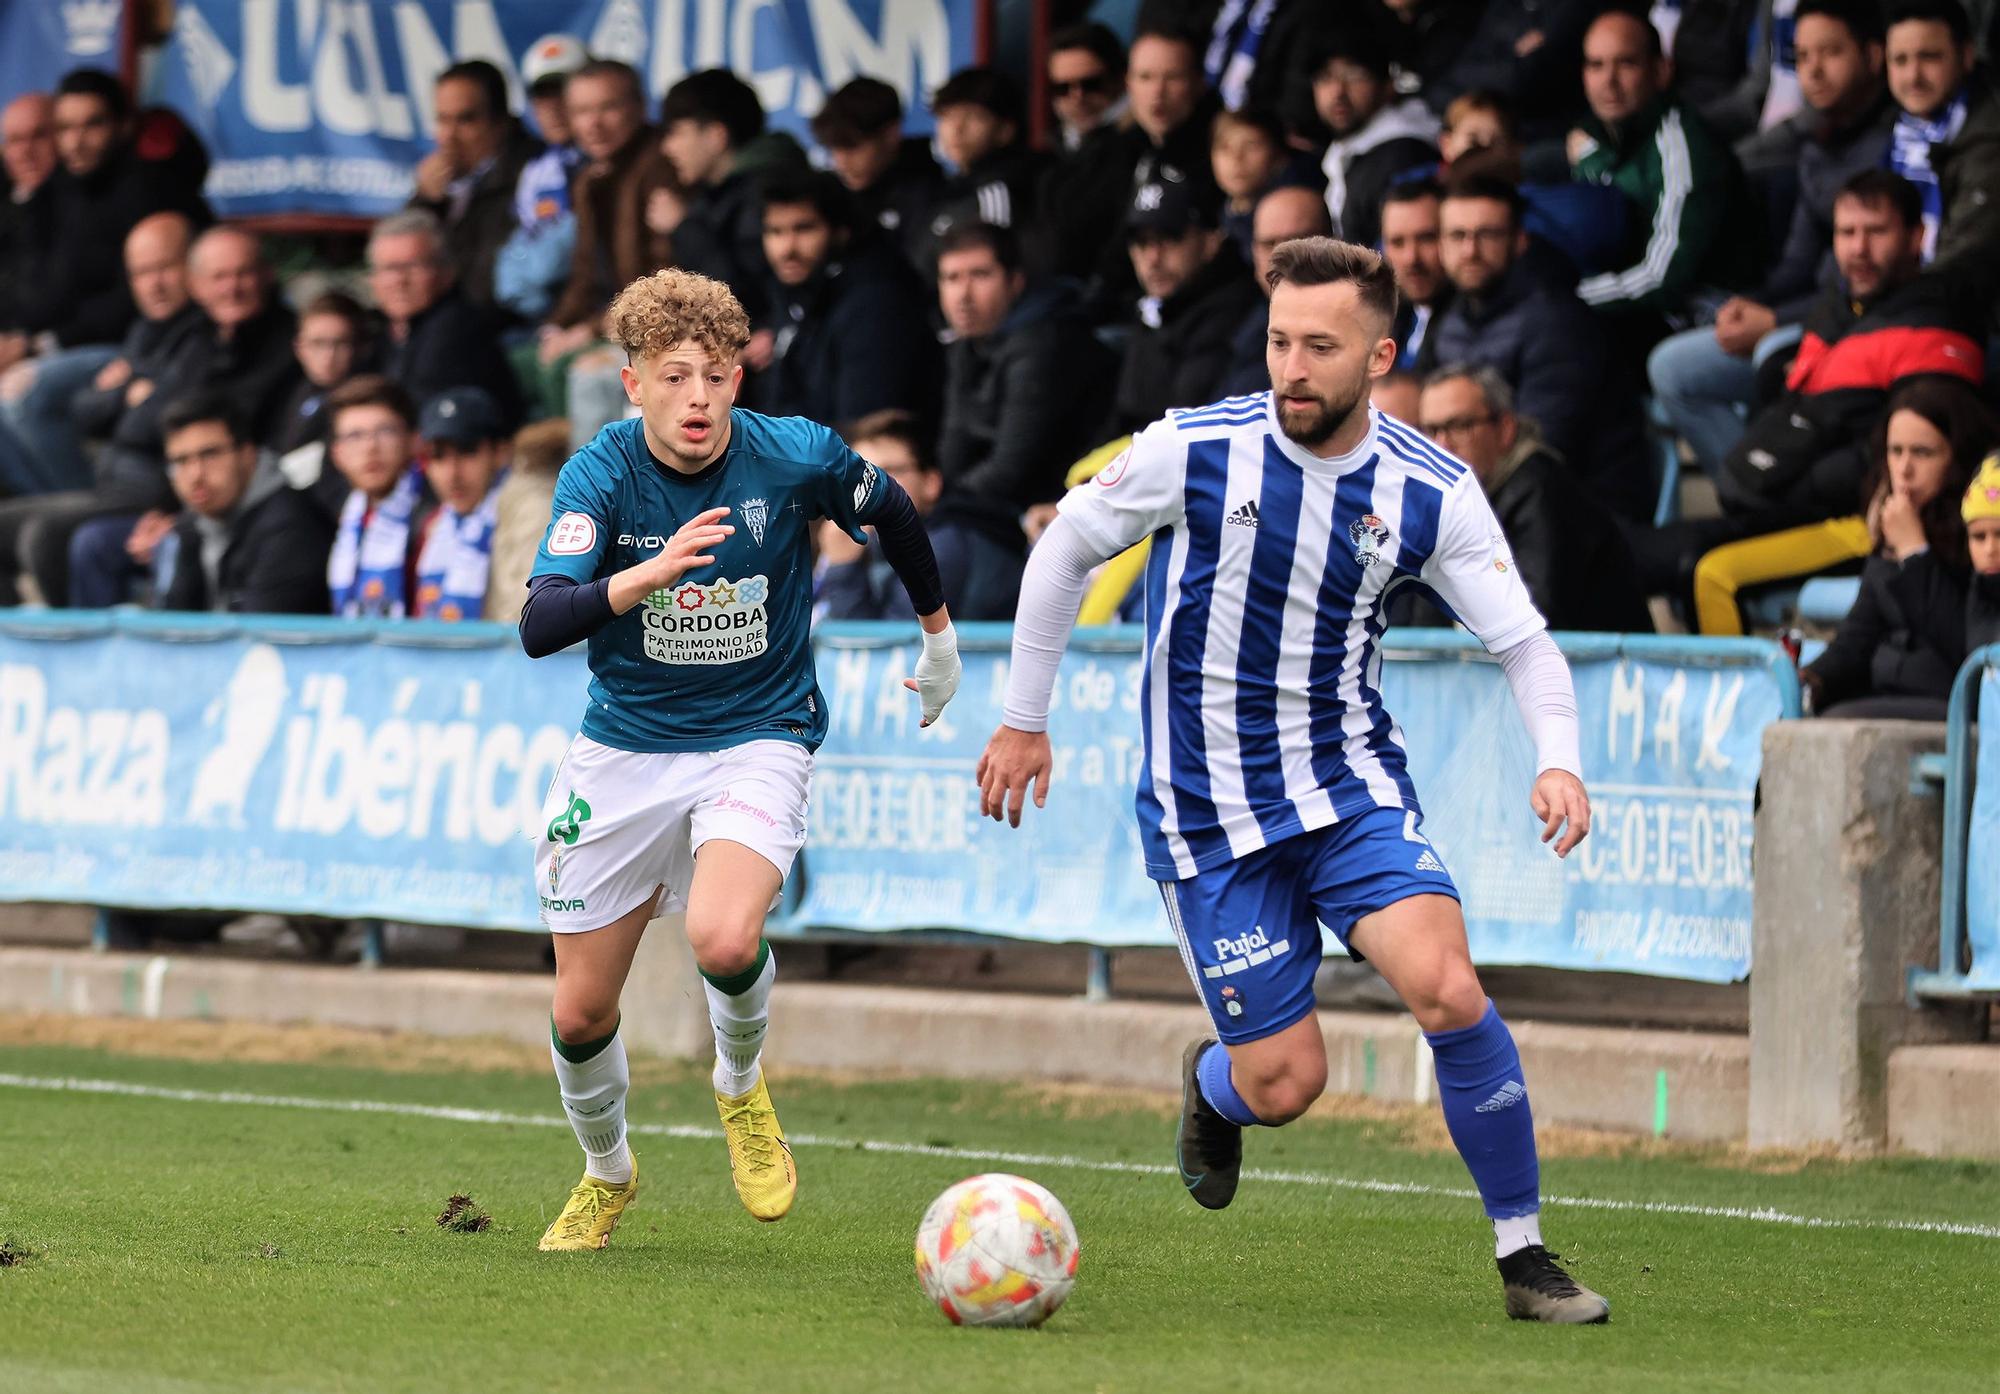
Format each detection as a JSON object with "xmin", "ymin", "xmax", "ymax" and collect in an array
[{"xmin": 519, "ymin": 268, "xmax": 960, "ymax": 1249}]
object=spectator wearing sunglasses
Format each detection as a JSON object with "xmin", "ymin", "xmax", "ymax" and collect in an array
[{"xmin": 1048, "ymin": 24, "xmax": 1127, "ymax": 151}]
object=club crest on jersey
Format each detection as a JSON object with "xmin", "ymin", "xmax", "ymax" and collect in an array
[
  {"xmin": 741, "ymin": 497, "xmax": 768, "ymax": 546},
  {"xmin": 1349, "ymin": 514, "xmax": 1392, "ymax": 566}
]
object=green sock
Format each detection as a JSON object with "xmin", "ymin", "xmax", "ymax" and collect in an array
[
  {"xmin": 701, "ymin": 939, "xmax": 770, "ymax": 997},
  {"xmin": 550, "ymin": 1015, "xmax": 619, "ymax": 1063}
]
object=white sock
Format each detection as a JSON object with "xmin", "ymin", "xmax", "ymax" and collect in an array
[
  {"xmin": 551, "ymin": 1025, "xmax": 632, "ymax": 1185},
  {"xmin": 704, "ymin": 943, "xmax": 775, "ymax": 1098},
  {"xmin": 1494, "ymin": 1211, "xmax": 1544, "ymax": 1259}
]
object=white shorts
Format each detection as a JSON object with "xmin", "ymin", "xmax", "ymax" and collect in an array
[{"xmin": 531, "ymin": 735, "xmax": 813, "ymax": 933}]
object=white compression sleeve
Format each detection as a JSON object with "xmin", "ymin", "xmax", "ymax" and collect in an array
[
  {"xmin": 1493, "ymin": 631, "xmax": 1583, "ymax": 778},
  {"xmin": 1000, "ymin": 514, "xmax": 1114, "ymax": 732}
]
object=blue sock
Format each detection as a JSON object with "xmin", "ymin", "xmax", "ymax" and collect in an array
[
  {"xmin": 1425, "ymin": 1000, "xmax": 1540, "ymax": 1219},
  {"xmin": 1196, "ymin": 1042, "xmax": 1266, "ymax": 1127}
]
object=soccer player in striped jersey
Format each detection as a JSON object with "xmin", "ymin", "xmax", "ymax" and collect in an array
[{"xmin": 978, "ymin": 237, "xmax": 1610, "ymax": 1324}]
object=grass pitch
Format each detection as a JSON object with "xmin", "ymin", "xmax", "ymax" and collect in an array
[{"xmin": 2, "ymin": 1019, "xmax": 1997, "ymax": 1393}]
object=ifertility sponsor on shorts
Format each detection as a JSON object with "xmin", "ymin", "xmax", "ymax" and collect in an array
[{"xmin": 641, "ymin": 575, "xmax": 770, "ymax": 665}]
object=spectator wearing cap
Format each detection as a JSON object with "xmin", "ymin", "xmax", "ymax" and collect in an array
[
  {"xmin": 1964, "ymin": 453, "xmax": 2000, "ymax": 652},
  {"xmin": 1567, "ymin": 10, "xmax": 1763, "ymax": 357},
  {"xmin": 1417, "ymin": 363, "xmax": 1652, "ymax": 631},
  {"xmin": 1311, "ymin": 26, "xmax": 1441, "ymax": 249},
  {"xmin": 758, "ymin": 170, "xmax": 936, "ymax": 427},
  {"xmin": 495, "ymin": 34, "xmax": 589, "ymax": 325},
  {"xmin": 924, "ymin": 68, "xmax": 1051, "ymax": 263},
  {"xmin": 369, "ymin": 209, "xmax": 523, "ymax": 428},
  {"xmin": 811, "ymin": 77, "xmax": 945, "ymax": 274},
  {"xmin": 1110, "ymin": 170, "xmax": 1260, "ymax": 435},
  {"xmin": 153, "ymin": 389, "xmax": 332, "ymax": 614},
  {"xmin": 406, "ymin": 60, "xmax": 540, "ymax": 312},
  {"xmin": 413, "ymin": 386, "xmax": 512, "ymax": 621},
  {"xmin": 659, "ymin": 68, "xmax": 808, "ymax": 328},
  {"xmin": 1042, "ymin": 27, "xmax": 1221, "ymax": 297},
  {"xmin": 1220, "ymin": 184, "xmax": 1331, "ymax": 395},
  {"xmin": 1424, "ymin": 174, "xmax": 1649, "ymax": 519},
  {"xmin": 1048, "ymin": 24, "xmax": 1128, "ymax": 151},
  {"xmin": 0, "ymin": 92, "xmax": 58, "ymax": 376},
  {"xmin": 935, "ymin": 223, "xmax": 1111, "ymax": 552},
  {"xmin": 323, "ymin": 375, "xmax": 435, "ymax": 619}
]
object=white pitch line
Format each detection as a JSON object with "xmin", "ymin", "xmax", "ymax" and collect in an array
[{"xmin": 5, "ymin": 1071, "xmax": 1998, "ymax": 1241}]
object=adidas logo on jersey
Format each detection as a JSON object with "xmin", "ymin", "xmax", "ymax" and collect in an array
[
  {"xmin": 1225, "ymin": 499, "xmax": 1260, "ymax": 528},
  {"xmin": 1415, "ymin": 849, "xmax": 1446, "ymax": 873},
  {"xmin": 1475, "ymin": 1080, "xmax": 1527, "ymax": 1113}
]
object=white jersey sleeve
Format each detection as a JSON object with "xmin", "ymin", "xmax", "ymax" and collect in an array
[
  {"xmin": 1054, "ymin": 419, "xmax": 1188, "ymax": 555},
  {"xmin": 1420, "ymin": 478, "xmax": 1547, "ymax": 653}
]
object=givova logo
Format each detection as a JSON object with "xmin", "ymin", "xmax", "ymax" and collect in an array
[{"xmin": 640, "ymin": 575, "xmax": 771, "ymax": 665}]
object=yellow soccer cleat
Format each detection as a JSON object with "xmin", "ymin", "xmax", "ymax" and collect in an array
[
  {"xmin": 537, "ymin": 1153, "xmax": 639, "ymax": 1252},
  {"xmin": 715, "ymin": 1073, "xmax": 797, "ymax": 1221}
]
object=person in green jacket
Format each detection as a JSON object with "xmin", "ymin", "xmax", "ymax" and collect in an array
[{"xmin": 1566, "ymin": 9, "xmax": 1764, "ymax": 337}]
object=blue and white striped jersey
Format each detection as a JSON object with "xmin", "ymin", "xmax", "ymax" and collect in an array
[{"xmin": 1058, "ymin": 392, "xmax": 1546, "ymax": 881}]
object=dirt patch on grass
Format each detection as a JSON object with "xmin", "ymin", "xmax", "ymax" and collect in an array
[
  {"xmin": 0, "ymin": 1240, "xmax": 33, "ymax": 1267},
  {"xmin": 435, "ymin": 1195, "xmax": 492, "ymax": 1233}
]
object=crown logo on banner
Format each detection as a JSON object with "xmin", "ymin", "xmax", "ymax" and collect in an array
[
  {"xmin": 62, "ymin": 0, "xmax": 121, "ymax": 57},
  {"xmin": 589, "ymin": 0, "xmax": 649, "ymax": 64}
]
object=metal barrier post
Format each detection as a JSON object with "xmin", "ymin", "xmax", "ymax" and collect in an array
[
  {"xmin": 1908, "ymin": 645, "xmax": 1997, "ymax": 1000},
  {"xmin": 1085, "ymin": 947, "xmax": 1113, "ymax": 1002}
]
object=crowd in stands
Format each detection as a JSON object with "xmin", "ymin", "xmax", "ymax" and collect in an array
[{"xmin": 4, "ymin": 1, "xmax": 2000, "ymax": 720}]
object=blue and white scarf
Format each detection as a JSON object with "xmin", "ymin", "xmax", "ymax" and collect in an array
[
  {"xmin": 1204, "ymin": 0, "xmax": 1279, "ymax": 112},
  {"xmin": 328, "ymin": 465, "xmax": 424, "ymax": 618},
  {"xmin": 414, "ymin": 474, "xmax": 505, "ymax": 622},
  {"xmin": 1888, "ymin": 88, "xmax": 1968, "ymax": 264}
]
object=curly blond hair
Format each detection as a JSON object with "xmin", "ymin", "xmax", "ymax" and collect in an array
[{"xmin": 607, "ymin": 268, "xmax": 751, "ymax": 364}]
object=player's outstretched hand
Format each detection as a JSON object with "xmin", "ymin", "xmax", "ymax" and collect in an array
[
  {"xmin": 1531, "ymin": 769, "xmax": 1591, "ymax": 857},
  {"xmin": 654, "ymin": 507, "xmax": 733, "ymax": 587},
  {"xmin": 976, "ymin": 725, "xmax": 1052, "ymax": 828},
  {"xmin": 900, "ymin": 621, "xmax": 960, "ymax": 727}
]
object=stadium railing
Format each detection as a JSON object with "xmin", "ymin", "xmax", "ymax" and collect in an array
[
  {"xmin": 0, "ymin": 610, "xmax": 1798, "ymax": 987},
  {"xmin": 1907, "ymin": 643, "xmax": 2000, "ymax": 1000}
]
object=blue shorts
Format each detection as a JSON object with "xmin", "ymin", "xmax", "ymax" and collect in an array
[{"xmin": 1158, "ymin": 805, "xmax": 1460, "ymax": 1044}]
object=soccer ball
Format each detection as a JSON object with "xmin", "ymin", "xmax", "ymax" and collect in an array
[{"xmin": 914, "ymin": 1173, "xmax": 1080, "ymax": 1327}]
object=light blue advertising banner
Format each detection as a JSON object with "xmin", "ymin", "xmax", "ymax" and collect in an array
[
  {"xmin": 0, "ymin": 1, "xmax": 129, "ymax": 109},
  {"xmin": 152, "ymin": 0, "xmax": 976, "ymax": 218},
  {"xmin": 0, "ymin": 616, "xmax": 1793, "ymax": 980},
  {"xmin": 793, "ymin": 626, "xmax": 1795, "ymax": 982}
]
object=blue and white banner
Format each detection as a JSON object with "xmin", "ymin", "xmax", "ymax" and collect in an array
[
  {"xmin": 151, "ymin": 0, "xmax": 977, "ymax": 219},
  {"xmin": 0, "ymin": 615, "xmax": 585, "ymax": 931},
  {"xmin": 793, "ymin": 626, "xmax": 1795, "ymax": 982},
  {"xmin": 0, "ymin": 1, "xmax": 128, "ymax": 110},
  {"xmin": 0, "ymin": 616, "xmax": 1793, "ymax": 980}
]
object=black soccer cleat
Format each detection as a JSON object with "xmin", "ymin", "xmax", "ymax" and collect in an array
[
  {"xmin": 1176, "ymin": 1038, "xmax": 1243, "ymax": 1211},
  {"xmin": 1498, "ymin": 1245, "xmax": 1611, "ymax": 1324}
]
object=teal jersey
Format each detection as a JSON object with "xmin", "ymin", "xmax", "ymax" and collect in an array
[{"xmin": 531, "ymin": 411, "xmax": 881, "ymax": 753}]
